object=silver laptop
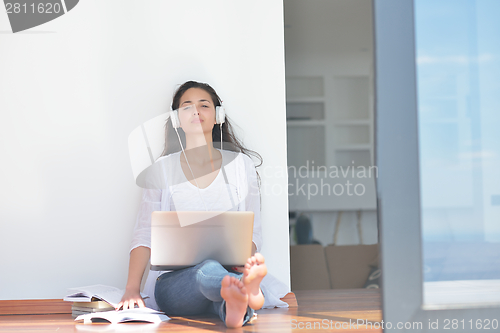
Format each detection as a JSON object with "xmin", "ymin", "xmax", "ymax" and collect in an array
[{"xmin": 150, "ymin": 211, "xmax": 254, "ymax": 270}]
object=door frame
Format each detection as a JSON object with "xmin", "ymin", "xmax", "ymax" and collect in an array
[{"xmin": 374, "ymin": 0, "xmax": 500, "ymax": 331}]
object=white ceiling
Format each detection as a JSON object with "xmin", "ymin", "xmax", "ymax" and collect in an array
[{"xmin": 284, "ymin": 0, "xmax": 374, "ymax": 55}]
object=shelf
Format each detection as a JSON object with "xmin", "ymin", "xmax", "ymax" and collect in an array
[
  {"xmin": 287, "ymin": 97, "xmax": 325, "ymax": 103},
  {"xmin": 335, "ymin": 150, "xmax": 372, "ymax": 168},
  {"xmin": 286, "ymin": 76, "xmax": 324, "ymax": 99},
  {"xmin": 287, "ymin": 125, "xmax": 326, "ymax": 168},
  {"xmin": 287, "ymin": 101, "xmax": 325, "ymax": 121},
  {"xmin": 287, "ymin": 120, "xmax": 326, "ymax": 126},
  {"xmin": 333, "ymin": 119, "xmax": 371, "ymax": 125},
  {"xmin": 333, "ymin": 125, "xmax": 370, "ymax": 145},
  {"xmin": 335, "ymin": 144, "xmax": 371, "ymax": 151},
  {"xmin": 332, "ymin": 77, "xmax": 370, "ymax": 120}
]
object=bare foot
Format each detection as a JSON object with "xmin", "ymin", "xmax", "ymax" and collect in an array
[
  {"xmin": 220, "ymin": 275, "xmax": 248, "ymax": 328},
  {"xmin": 242, "ymin": 253, "xmax": 267, "ymax": 310}
]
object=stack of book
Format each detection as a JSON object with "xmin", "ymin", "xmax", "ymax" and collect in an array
[
  {"xmin": 64, "ymin": 284, "xmax": 169, "ymax": 324},
  {"xmin": 70, "ymin": 300, "xmax": 114, "ymax": 319},
  {"xmin": 64, "ymin": 285, "xmax": 120, "ymax": 319}
]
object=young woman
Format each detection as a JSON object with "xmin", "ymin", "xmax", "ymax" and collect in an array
[{"xmin": 118, "ymin": 81, "xmax": 267, "ymax": 328}]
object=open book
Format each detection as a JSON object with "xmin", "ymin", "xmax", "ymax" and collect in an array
[
  {"xmin": 64, "ymin": 284, "xmax": 149, "ymax": 308},
  {"xmin": 75, "ymin": 307, "xmax": 170, "ymax": 324}
]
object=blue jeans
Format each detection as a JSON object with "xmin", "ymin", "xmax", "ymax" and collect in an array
[{"xmin": 154, "ymin": 259, "xmax": 256, "ymax": 326}]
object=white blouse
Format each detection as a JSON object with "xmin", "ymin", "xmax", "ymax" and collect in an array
[{"xmin": 130, "ymin": 149, "xmax": 282, "ymax": 310}]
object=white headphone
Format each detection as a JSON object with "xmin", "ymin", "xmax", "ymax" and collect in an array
[{"xmin": 169, "ymin": 105, "xmax": 225, "ymax": 129}]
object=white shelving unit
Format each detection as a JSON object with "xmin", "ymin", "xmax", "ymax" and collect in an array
[
  {"xmin": 330, "ymin": 76, "xmax": 373, "ymax": 168},
  {"xmin": 286, "ymin": 76, "xmax": 327, "ymax": 168},
  {"xmin": 286, "ymin": 75, "xmax": 374, "ymax": 171},
  {"xmin": 283, "ymin": 0, "xmax": 377, "ymax": 245}
]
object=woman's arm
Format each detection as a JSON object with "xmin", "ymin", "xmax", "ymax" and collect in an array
[
  {"xmin": 116, "ymin": 246, "xmax": 151, "ymax": 310},
  {"xmin": 122, "ymin": 184, "xmax": 162, "ymax": 309},
  {"xmin": 244, "ymin": 156, "xmax": 263, "ymax": 253}
]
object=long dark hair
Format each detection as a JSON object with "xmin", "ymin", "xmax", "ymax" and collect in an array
[{"xmin": 161, "ymin": 81, "xmax": 263, "ymax": 183}]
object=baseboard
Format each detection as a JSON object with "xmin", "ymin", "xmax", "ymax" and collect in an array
[
  {"xmin": 0, "ymin": 299, "xmax": 71, "ymax": 315},
  {"xmin": 0, "ymin": 293, "xmax": 298, "ymax": 315}
]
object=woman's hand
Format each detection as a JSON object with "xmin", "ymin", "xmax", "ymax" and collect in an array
[
  {"xmin": 116, "ymin": 288, "xmax": 145, "ymax": 310},
  {"xmin": 119, "ymin": 246, "xmax": 150, "ymax": 310}
]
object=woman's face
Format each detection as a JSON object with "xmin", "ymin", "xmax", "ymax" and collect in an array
[{"xmin": 177, "ymin": 88, "xmax": 216, "ymax": 134}]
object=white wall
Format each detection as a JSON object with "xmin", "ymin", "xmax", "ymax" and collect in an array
[{"xmin": 0, "ymin": 0, "xmax": 289, "ymax": 300}]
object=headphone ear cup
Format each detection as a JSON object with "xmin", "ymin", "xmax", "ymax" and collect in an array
[
  {"xmin": 170, "ymin": 110, "xmax": 180, "ymax": 129},
  {"xmin": 216, "ymin": 106, "xmax": 226, "ymax": 124}
]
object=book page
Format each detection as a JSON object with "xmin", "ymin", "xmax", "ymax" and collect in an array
[
  {"xmin": 75, "ymin": 307, "xmax": 169, "ymax": 324},
  {"xmin": 66, "ymin": 285, "xmax": 150, "ymax": 308},
  {"xmin": 66, "ymin": 285, "xmax": 122, "ymax": 307},
  {"xmin": 64, "ymin": 295, "xmax": 92, "ymax": 302}
]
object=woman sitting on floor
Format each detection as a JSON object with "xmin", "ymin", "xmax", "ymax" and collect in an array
[{"xmin": 118, "ymin": 81, "xmax": 267, "ymax": 328}]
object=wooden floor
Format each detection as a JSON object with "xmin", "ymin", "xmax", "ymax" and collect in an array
[{"xmin": 0, "ymin": 289, "xmax": 382, "ymax": 332}]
